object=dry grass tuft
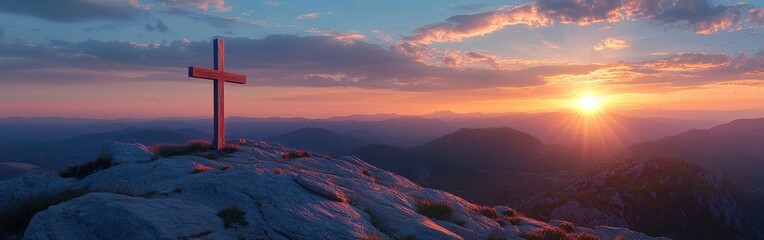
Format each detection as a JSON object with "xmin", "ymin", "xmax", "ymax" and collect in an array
[
  {"xmin": 148, "ymin": 140, "xmax": 240, "ymax": 160},
  {"xmin": 519, "ymin": 227, "xmax": 601, "ymax": 240},
  {"xmin": 415, "ymin": 199, "xmax": 453, "ymax": 220},
  {"xmin": 59, "ymin": 152, "xmax": 112, "ymax": 179},
  {"xmin": 477, "ymin": 206, "xmax": 499, "ymax": 219},
  {"xmin": 281, "ymin": 150, "xmax": 312, "ymax": 160},
  {"xmin": 191, "ymin": 164, "xmax": 214, "ymax": 173}
]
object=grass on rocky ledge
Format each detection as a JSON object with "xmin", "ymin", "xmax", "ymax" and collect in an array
[
  {"xmin": 415, "ymin": 199, "xmax": 453, "ymax": 220},
  {"xmin": 0, "ymin": 188, "xmax": 90, "ymax": 238},
  {"xmin": 476, "ymin": 206, "xmax": 499, "ymax": 219},
  {"xmin": 281, "ymin": 150, "xmax": 312, "ymax": 160},
  {"xmin": 149, "ymin": 140, "xmax": 240, "ymax": 160},
  {"xmin": 519, "ymin": 227, "xmax": 600, "ymax": 240},
  {"xmin": 59, "ymin": 152, "xmax": 112, "ymax": 179}
]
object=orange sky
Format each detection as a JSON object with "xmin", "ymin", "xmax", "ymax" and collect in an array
[{"xmin": 1, "ymin": 0, "xmax": 763, "ymax": 120}]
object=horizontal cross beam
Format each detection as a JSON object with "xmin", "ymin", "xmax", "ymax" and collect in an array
[{"xmin": 188, "ymin": 66, "xmax": 247, "ymax": 84}]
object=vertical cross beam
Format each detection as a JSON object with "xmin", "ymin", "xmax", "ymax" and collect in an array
[
  {"xmin": 188, "ymin": 38, "xmax": 246, "ymax": 151},
  {"xmin": 213, "ymin": 39, "xmax": 225, "ymax": 150}
]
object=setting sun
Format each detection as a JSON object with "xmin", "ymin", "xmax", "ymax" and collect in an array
[{"xmin": 576, "ymin": 95, "xmax": 603, "ymax": 114}]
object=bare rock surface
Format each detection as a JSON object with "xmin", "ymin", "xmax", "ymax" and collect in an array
[{"xmin": 10, "ymin": 140, "xmax": 667, "ymax": 240}]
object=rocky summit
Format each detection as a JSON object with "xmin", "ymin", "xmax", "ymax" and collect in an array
[{"xmin": 2, "ymin": 140, "xmax": 664, "ymax": 240}]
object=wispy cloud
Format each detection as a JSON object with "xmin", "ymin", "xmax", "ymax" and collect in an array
[
  {"xmin": 296, "ymin": 12, "xmax": 331, "ymax": 20},
  {"xmin": 0, "ymin": 35, "xmax": 598, "ymax": 91},
  {"xmin": 593, "ymin": 37, "xmax": 630, "ymax": 51},
  {"xmin": 157, "ymin": 0, "xmax": 230, "ymax": 12},
  {"xmin": 0, "ymin": 0, "xmax": 145, "ymax": 22},
  {"xmin": 372, "ymin": 29, "xmax": 393, "ymax": 42},
  {"xmin": 162, "ymin": 8, "xmax": 264, "ymax": 28},
  {"xmin": 263, "ymin": 1, "xmax": 281, "ymax": 7},
  {"xmin": 305, "ymin": 29, "xmax": 364, "ymax": 44},
  {"xmin": 399, "ymin": 0, "xmax": 764, "ymax": 54}
]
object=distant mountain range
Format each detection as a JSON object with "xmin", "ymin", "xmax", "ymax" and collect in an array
[
  {"xmin": 0, "ymin": 112, "xmax": 717, "ymax": 150},
  {"xmin": 518, "ymin": 155, "xmax": 764, "ymax": 240},
  {"xmin": 266, "ymin": 127, "xmax": 376, "ymax": 154},
  {"xmin": 0, "ymin": 128, "xmax": 210, "ymax": 180},
  {"xmin": 350, "ymin": 127, "xmax": 582, "ymax": 204},
  {"xmin": 625, "ymin": 118, "xmax": 764, "ymax": 190}
]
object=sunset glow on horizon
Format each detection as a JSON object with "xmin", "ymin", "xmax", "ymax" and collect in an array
[{"xmin": 0, "ymin": 0, "xmax": 762, "ymax": 120}]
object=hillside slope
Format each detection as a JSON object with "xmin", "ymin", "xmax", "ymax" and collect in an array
[
  {"xmin": 1, "ymin": 140, "xmax": 662, "ymax": 240},
  {"xmin": 625, "ymin": 118, "xmax": 764, "ymax": 190},
  {"xmin": 0, "ymin": 128, "xmax": 210, "ymax": 180},
  {"xmin": 266, "ymin": 127, "xmax": 376, "ymax": 154},
  {"xmin": 351, "ymin": 127, "xmax": 580, "ymax": 205},
  {"xmin": 518, "ymin": 156, "xmax": 764, "ymax": 240}
]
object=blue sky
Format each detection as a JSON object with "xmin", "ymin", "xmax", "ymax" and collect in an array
[{"xmin": 1, "ymin": 0, "xmax": 763, "ymax": 118}]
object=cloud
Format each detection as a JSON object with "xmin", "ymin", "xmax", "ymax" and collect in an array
[
  {"xmin": 143, "ymin": 20, "xmax": 170, "ymax": 33},
  {"xmin": 305, "ymin": 29, "xmax": 364, "ymax": 44},
  {"xmin": 627, "ymin": 51, "xmax": 764, "ymax": 85},
  {"xmin": 296, "ymin": 12, "xmax": 331, "ymax": 20},
  {"xmin": 0, "ymin": 0, "xmax": 144, "ymax": 22},
  {"xmin": 400, "ymin": 0, "xmax": 764, "ymax": 49},
  {"xmin": 157, "ymin": 0, "xmax": 230, "ymax": 12},
  {"xmin": 155, "ymin": 19, "xmax": 170, "ymax": 33},
  {"xmin": 593, "ymin": 37, "xmax": 630, "ymax": 51},
  {"xmin": 403, "ymin": 5, "xmax": 551, "ymax": 46},
  {"xmin": 0, "ymin": 35, "xmax": 598, "ymax": 91},
  {"xmin": 372, "ymin": 30, "xmax": 393, "ymax": 42},
  {"xmin": 263, "ymin": 1, "xmax": 281, "ymax": 7},
  {"xmin": 639, "ymin": 52, "xmax": 730, "ymax": 71},
  {"xmin": 83, "ymin": 24, "xmax": 126, "ymax": 32},
  {"xmin": 162, "ymin": 8, "xmax": 262, "ymax": 28},
  {"xmin": 297, "ymin": 13, "xmax": 319, "ymax": 20}
]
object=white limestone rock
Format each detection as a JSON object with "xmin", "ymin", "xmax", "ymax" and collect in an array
[
  {"xmin": 106, "ymin": 142, "xmax": 153, "ymax": 165},
  {"xmin": 24, "ymin": 192, "xmax": 226, "ymax": 240},
  {"xmin": 16, "ymin": 140, "xmax": 668, "ymax": 240},
  {"xmin": 0, "ymin": 174, "xmax": 75, "ymax": 216}
]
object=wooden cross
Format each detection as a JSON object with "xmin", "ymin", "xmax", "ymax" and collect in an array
[{"xmin": 188, "ymin": 38, "xmax": 247, "ymax": 150}]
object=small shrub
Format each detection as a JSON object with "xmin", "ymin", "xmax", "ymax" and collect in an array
[
  {"xmin": 272, "ymin": 168, "xmax": 284, "ymax": 174},
  {"xmin": 477, "ymin": 206, "xmax": 498, "ymax": 219},
  {"xmin": 361, "ymin": 235, "xmax": 381, "ymax": 240},
  {"xmin": 559, "ymin": 221, "xmax": 576, "ymax": 233},
  {"xmin": 503, "ymin": 209, "xmax": 517, "ymax": 217},
  {"xmin": 191, "ymin": 164, "xmax": 214, "ymax": 173},
  {"xmin": 281, "ymin": 150, "xmax": 312, "ymax": 160},
  {"xmin": 220, "ymin": 144, "xmax": 240, "ymax": 154},
  {"xmin": 572, "ymin": 233, "xmax": 601, "ymax": 240},
  {"xmin": 0, "ymin": 188, "xmax": 90, "ymax": 238},
  {"xmin": 149, "ymin": 140, "xmax": 240, "ymax": 160},
  {"xmin": 519, "ymin": 228, "xmax": 569, "ymax": 240},
  {"xmin": 402, "ymin": 236, "xmax": 417, "ymax": 240},
  {"xmin": 519, "ymin": 227, "xmax": 602, "ymax": 240},
  {"xmin": 361, "ymin": 169, "xmax": 370, "ymax": 176},
  {"xmin": 59, "ymin": 152, "xmax": 112, "ymax": 179},
  {"xmin": 217, "ymin": 206, "xmax": 248, "ymax": 229},
  {"xmin": 415, "ymin": 199, "xmax": 453, "ymax": 220}
]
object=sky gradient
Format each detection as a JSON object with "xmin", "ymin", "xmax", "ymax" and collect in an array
[{"xmin": 1, "ymin": 0, "xmax": 763, "ymax": 119}]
